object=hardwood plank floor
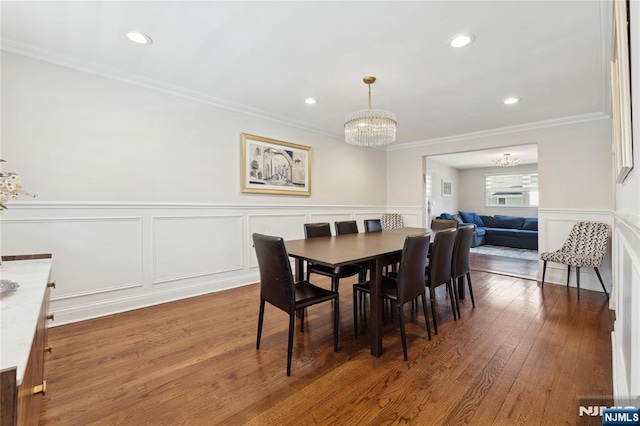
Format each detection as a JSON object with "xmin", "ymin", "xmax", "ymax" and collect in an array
[{"xmin": 40, "ymin": 262, "xmax": 612, "ymax": 425}]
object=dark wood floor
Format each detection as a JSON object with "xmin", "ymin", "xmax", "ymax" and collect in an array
[{"xmin": 40, "ymin": 257, "xmax": 612, "ymax": 425}]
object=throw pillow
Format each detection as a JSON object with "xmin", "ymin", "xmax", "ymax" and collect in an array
[
  {"xmin": 458, "ymin": 211, "xmax": 475, "ymax": 224},
  {"xmin": 472, "ymin": 212, "xmax": 484, "ymax": 227}
]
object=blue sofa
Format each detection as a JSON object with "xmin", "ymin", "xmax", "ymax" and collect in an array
[{"xmin": 438, "ymin": 211, "xmax": 538, "ymax": 250}]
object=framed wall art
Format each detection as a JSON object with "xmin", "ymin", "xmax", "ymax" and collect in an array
[
  {"xmin": 441, "ymin": 179, "xmax": 452, "ymax": 197},
  {"xmin": 241, "ymin": 133, "xmax": 312, "ymax": 196}
]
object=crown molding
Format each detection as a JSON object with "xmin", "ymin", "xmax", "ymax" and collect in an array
[
  {"xmin": 0, "ymin": 38, "xmax": 343, "ymax": 141},
  {"xmin": 385, "ymin": 112, "xmax": 610, "ymax": 152}
]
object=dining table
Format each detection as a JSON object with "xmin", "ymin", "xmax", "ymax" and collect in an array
[{"xmin": 285, "ymin": 227, "xmax": 430, "ymax": 357}]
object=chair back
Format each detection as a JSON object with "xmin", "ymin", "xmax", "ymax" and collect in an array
[
  {"xmin": 252, "ymin": 233, "xmax": 294, "ymax": 312},
  {"xmin": 395, "ymin": 234, "xmax": 431, "ymax": 304},
  {"xmin": 427, "ymin": 228, "xmax": 457, "ymax": 288},
  {"xmin": 452, "ymin": 225, "xmax": 474, "ymax": 279},
  {"xmin": 561, "ymin": 222, "xmax": 610, "ymax": 266},
  {"xmin": 364, "ymin": 219, "xmax": 383, "ymax": 233},
  {"xmin": 381, "ymin": 213, "xmax": 404, "ymax": 230},
  {"xmin": 431, "ymin": 218, "xmax": 458, "ymax": 231},
  {"xmin": 304, "ymin": 222, "xmax": 331, "ymax": 239},
  {"xmin": 335, "ymin": 220, "xmax": 359, "ymax": 235}
]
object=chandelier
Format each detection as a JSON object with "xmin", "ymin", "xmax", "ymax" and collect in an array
[
  {"xmin": 493, "ymin": 153, "xmax": 522, "ymax": 167},
  {"xmin": 344, "ymin": 76, "xmax": 397, "ymax": 147}
]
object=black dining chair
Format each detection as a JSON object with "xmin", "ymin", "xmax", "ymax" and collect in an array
[
  {"xmin": 253, "ymin": 233, "xmax": 339, "ymax": 376},
  {"xmin": 335, "ymin": 220, "xmax": 359, "ymax": 235},
  {"xmin": 364, "ymin": 219, "xmax": 383, "ymax": 233},
  {"xmin": 304, "ymin": 223, "xmax": 362, "ymax": 292},
  {"xmin": 452, "ymin": 225, "xmax": 475, "ymax": 310},
  {"xmin": 353, "ymin": 234, "xmax": 432, "ymax": 360},
  {"xmin": 425, "ymin": 228, "xmax": 457, "ymax": 335},
  {"xmin": 430, "ymin": 218, "xmax": 458, "ymax": 231}
]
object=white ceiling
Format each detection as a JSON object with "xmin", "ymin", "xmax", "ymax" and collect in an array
[{"xmin": 1, "ymin": 1, "xmax": 611, "ymax": 148}]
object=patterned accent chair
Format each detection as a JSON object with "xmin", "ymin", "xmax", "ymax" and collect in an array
[
  {"xmin": 381, "ymin": 213, "xmax": 404, "ymax": 230},
  {"xmin": 540, "ymin": 221, "xmax": 609, "ymax": 299}
]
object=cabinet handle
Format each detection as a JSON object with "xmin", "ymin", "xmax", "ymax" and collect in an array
[
  {"xmin": 47, "ymin": 281, "xmax": 56, "ymax": 289},
  {"xmin": 44, "ymin": 345, "xmax": 53, "ymax": 354},
  {"xmin": 33, "ymin": 380, "xmax": 47, "ymax": 395},
  {"xmin": 46, "ymin": 313, "xmax": 55, "ymax": 321}
]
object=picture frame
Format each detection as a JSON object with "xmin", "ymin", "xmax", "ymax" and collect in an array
[
  {"xmin": 611, "ymin": 0, "xmax": 633, "ymax": 183},
  {"xmin": 441, "ymin": 179, "xmax": 452, "ymax": 197},
  {"xmin": 241, "ymin": 133, "xmax": 312, "ymax": 196}
]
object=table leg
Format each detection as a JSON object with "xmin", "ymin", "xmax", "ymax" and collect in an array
[
  {"xmin": 369, "ymin": 258, "xmax": 384, "ymax": 357},
  {"xmin": 294, "ymin": 258, "xmax": 304, "ymax": 282}
]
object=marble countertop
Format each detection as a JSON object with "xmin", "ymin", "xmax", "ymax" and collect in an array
[{"xmin": 0, "ymin": 258, "xmax": 52, "ymax": 386}]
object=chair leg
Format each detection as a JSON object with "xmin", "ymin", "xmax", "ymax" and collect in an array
[
  {"xmin": 567, "ymin": 265, "xmax": 571, "ymax": 287},
  {"xmin": 576, "ymin": 267, "xmax": 580, "ymax": 300},
  {"xmin": 541, "ymin": 261, "xmax": 547, "ymax": 288},
  {"xmin": 332, "ymin": 277, "xmax": 339, "ymax": 293},
  {"xmin": 451, "ymin": 279, "xmax": 461, "ymax": 319},
  {"xmin": 353, "ymin": 289, "xmax": 359, "ymax": 339},
  {"xmin": 447, "ymin": 281, "xmax": 458, "ymax": 320},
  {"xmin": 429, "ymin": 287, "xmax": 438, "ymax": 335},
  {"xmin": 466, "ymin": 272, "xmax": 475, "ymax": 308},
  {"xmin": 287, "ymin": 313, "xmax": 295, "ymax": 376},
  {"xmin": 594, "ymin": 267, "xmax": 609, "ymax": 299},
  {"xmin": 398, "ymin": 303, "xmax": 408, "ymax": 361},
  {"xmin": 334, "ymin": 296, "xmax": 340, "ymax": 352},
  {"xmin": 421, "ymin": 293, "xmax": 431, "ymax": 340},
  {"xmin": 256, "ymin": 300, "xmax": 265, "ymax": 349}
]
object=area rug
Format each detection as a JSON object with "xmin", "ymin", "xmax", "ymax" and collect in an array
[{"xmin": 470, "ymin": 245, "xmax": 539, "ymax": 261}]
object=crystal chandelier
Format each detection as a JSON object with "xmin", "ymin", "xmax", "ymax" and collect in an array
[
  {"xmin": 344, "ymin": 76, "xmax": 397, "ymax": 147},
  {"xmin": 493, "ymin": 153, "xmax": 522, "ymax": 167}
]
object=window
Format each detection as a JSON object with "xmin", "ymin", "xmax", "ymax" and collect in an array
[{"xmin": 485, "ymin": 172, "xmax": 538, "ymax": 207}]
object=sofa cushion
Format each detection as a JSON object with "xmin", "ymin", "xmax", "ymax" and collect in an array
[
  {"xmin": 516, "ymin": 230, "xmax": 538, "ymax": 239},
  {"xmin": 474, "ymin": 227, "xmax": 486, "ymax": 237},
  {"xmin": 453, "ymin": 215, "xmax": 464, "ymax": 225},
  {"xmin": 493, "ymin": 215, "xmax": 525, "ymax": 229},
  {"xmin": 440, "ymin": 212, "xmax": 454, "ymax": 220},
  {"xmin": 484, "ymin": 228, "xmax": 518, "ymax": 238},
  {"xmin": 458, "ymin": 211, "xmax": 475, "ymax": 224},
  {"xmin": 479, "ymin": 215, "xmax": 494, "ymax": 227},
  {"xmin": 522, "ymin": 218, "xmax": 538, "ymax": 231}
]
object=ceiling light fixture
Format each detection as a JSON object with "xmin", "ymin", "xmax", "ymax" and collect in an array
[
  {"xmin": 304, "ymin": 98, "xmax": 317, "ymax": 105},
  {"xmin": 344, "ymin": 76, "xmax": 397, "ymax": 147},
  {"xmin": 126, "ymin": 31, "xmax": 153, "ymax": 45},
  {"xmin": 450, "ymin": 33, "xmax": 475, "ymax": 48},
  {"xmin": 493, "ymin": 153, "xmax": 522, "ymax": 167},
  {"xmin": 504, "ymin": 97, "xmax": 520, "ymax": 105}
]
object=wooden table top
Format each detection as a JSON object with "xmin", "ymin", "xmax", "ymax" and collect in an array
[{"xmin": 284, "ymin": 227, "xmax": 430, "ymax": 267}]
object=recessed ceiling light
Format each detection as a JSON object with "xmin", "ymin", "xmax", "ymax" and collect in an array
[
  {"xmin": 304, "ymin": 98, "xmax": 317, "ymax": 105},
  {"xmin": 504, "ymin": 97, "xmax": 520, "ymax": 105},
  {"xmin": 126, "ymin": 31, "xmax": 152, "ymax": 45},
  {"xmin": 450, "ymin": 33, "xmax": 475, "ymax": 48}
]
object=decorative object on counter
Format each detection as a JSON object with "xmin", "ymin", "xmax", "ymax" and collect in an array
[
  {"xmin": 0, "ymin": 279, "xmax": 20, "ymax": 297},
  {"xmin": 0, "ymin": 159, "xmax": 38, "ymax": 210},
  {"xmin": 344, "ymin": 76, "xmax": 397, "ymax": 147}
]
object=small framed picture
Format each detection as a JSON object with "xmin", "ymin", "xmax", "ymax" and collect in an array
[{"xmin": 442, "ymin": 180, "xmax": 452, "ymax": 197}]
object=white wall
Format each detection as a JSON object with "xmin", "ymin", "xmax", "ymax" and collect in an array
[
  {"xmin": 0, "ymin": 52, "xmax": 410, "ymax": 324},
  {"xmin": 1, "ymin": 52, "xmax": 387, "ymax": 206},
  {"xmin": 425, "ymin": 157, "xmax": 458, "ymax": 220},
  {"xmin": 610, "ymin": 0, "xmax": 640, "ymax": 402},
  {"xmin": 457, "ymin": 163, "xmax": 538, "ymax": 218}
]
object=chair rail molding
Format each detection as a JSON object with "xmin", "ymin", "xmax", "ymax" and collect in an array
[{"xmin": 0, "ymin": 201, "xmax": 423, "ymax": 325}]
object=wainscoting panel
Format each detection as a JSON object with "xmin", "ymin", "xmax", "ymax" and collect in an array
[
  {"xmin": 611, "ymin": 212, "xmax": 640, "ymax": 399},
  {"xmin": 537, "ymin": 209, "xmax": 613, "ymax": 293},
  {"xmin": 0, "ymin": 202, "xmax": 422, "ymax": 325},
  {"xmin": 152, "ymin": 215, "xmax": 244, "ymax": 284},
  {"xmin": 1, "ymin": 217, "xmax": 143, "ymax": 299}
]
